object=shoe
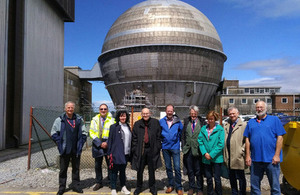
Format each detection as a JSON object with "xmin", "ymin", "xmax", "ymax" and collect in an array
[
  {"xmin": 188, "ymin": 189, "xmax": 194, "ymax": 195},
  {"xmin": 165, "ymin": 187, "xmax": 174, "ymax": 193},
  {"xmin": 150, "ymin": 190, "xmax": 157, "ymax": 195},
  {"xmin": 72, "ymin": 187, "xmax": 83, "ymax": 193},
  {"xmin": 57, "ymin": 190, "xmax": 64, "ymax": 195},
  {"xmin": 134, "ymin": 188, "xmax": 141, "ymax": 195},
  {"xmin": 177, "ymin": 189, "xmax": 183, "ymax": 195},
  {"xmin": 197, "ymin": 191, "xmax": 203, "ymax": 195},
  {"xmin": 93, "ymin": 183, "xmax": 103, "ymax": 191},
  {"xmin": 121, "ymin": 186, "xmax": 131, "ymax": 195},
  {"xmin": 111, "ymin": 189, "xmax": 117, "ymax": 195}
]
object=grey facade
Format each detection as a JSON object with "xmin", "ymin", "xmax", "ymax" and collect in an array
[
  {"xmin": 97, "ymin": 0, "xmax": 226, "ymax": 113},
  {"xmin": 64, "ymin": 67, "xmax": 92, "ymax": 113},
  {"xmin": 216, "ymin": 80, "xmax": 279, "ymax": 115},
  {"xmin": 0, "ymin": 0, "xmax": 74, "ymax": 150}
]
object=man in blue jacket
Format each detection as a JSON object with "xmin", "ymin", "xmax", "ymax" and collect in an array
[
  {"xmin": 160, "ymin": 104, "xmax": 183, "ymax": 195},
  {"xmin": 51, "ymin": 101, "xmax": 88, "ymax": 195}
]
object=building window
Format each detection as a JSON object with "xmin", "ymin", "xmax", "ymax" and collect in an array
[
  {"xmin": 295, "ymin": 97, "xmax": 300, "ymax": 104},
  {"xmin": 267, "ymin": 98, "xmax": 272, "ymax": 104},
  {"xmin": 244, "ymin": 88, "xmax": 249, "ymax": 93},
  {"xmin": 250, "ymin": 88, "xmax": 255, "ymax": 94},
  {"xmin": 241, "ymin": 99, "xmax": 247, "ymax": 104},
  {"xmin": 259, "ymin": 89, "xmax": 264, "ymax": 93},
  {"xmin": 270, "ymin": 89, "xmax": 275, "ymax": 93},
  {"xmin": 229, "ymin": 98, "xmax": 234, "ymax": 104},
  {"xmin": 253, "ymin": 99, "xmax": 260, "ymax": 104},
  {"xmin": 67, "ymin": 79, "xmax": 73, "ymax": 86},
  {"xmin": 275, "ymin": 88, "xmax": 280, "ymax": 93},
  {"xmin": 255, "ymin": 88, "xmax": 259, "ymax": 93},
  {"xmin": 281, "ymin": 98, "xmax": 288, "ymax": 104},
  {"xmin": 265, "ymin": 88, "xmax": 269, "ymax": 93}
]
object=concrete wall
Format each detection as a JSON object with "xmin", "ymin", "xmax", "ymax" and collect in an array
[
  {"xmin": 20, "ymin": 0, "xmax": 65, "ymax": 144},
  {"xmin": 0, "ymin": 0, "xmax": 8, "ymax": 150}
]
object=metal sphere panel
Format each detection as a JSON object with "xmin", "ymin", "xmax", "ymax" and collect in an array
[
  {"xmin": 106, "ymin": 80, "xmax": 218, "ymax": 108},
  {"xmin": 101, "ymin": 48, "xmax": 224, "ymax": 86},
  {"xmin": 102, "ymin": 0, "xmax": 223, "ymax": 53}
]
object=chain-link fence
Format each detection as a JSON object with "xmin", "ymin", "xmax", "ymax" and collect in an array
[{"xmin": 28, "ymin": 105, "xmax": 217, "ymax": 170}]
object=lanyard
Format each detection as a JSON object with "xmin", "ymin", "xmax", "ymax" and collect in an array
[{"xmin": 67, "ymin": 119, "xmax": 75, "ymax": 128}]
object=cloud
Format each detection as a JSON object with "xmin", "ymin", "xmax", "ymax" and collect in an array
[
  {"xmin": 222, "ymin": 0, "xmax": 300, "ymax": 18},
  {"xmin": 237, "ymin": 58, "xmax": 300, "ymax": 93}
]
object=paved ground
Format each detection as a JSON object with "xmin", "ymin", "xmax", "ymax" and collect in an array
[{"xmin": 0, "ymin": 186, "xmax": 243, "ymax": 195}]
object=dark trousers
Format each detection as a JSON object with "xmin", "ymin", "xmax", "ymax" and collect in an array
[
  {"xmin": 111, "ymin": 164, "xmax": 127, "ymax": 189},
  {"xmin": 184, "ymin": 150, "xmax": 204, "ymax": 192},
  {"xmin": 137, "ymin": 146, "xmax": 156, "ymax": 192},
  {"xmin": 229, "ymin": 169, "xmax": 246, "ymax": 195},
  {"xmin": 204, "ymin": 163, "xmax": 222, "ymax": 195},
  {"xmin": 95, "ymin": 155, "xmax": 111, "ymax": 184},
  {"xmin": 59, "ymin": 153, "xmax": 80, "ymax": 191}
]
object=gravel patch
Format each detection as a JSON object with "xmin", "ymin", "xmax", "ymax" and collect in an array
[{"xmin": 0, "ymin": 153, "xmax": 276, "ymax": 194}]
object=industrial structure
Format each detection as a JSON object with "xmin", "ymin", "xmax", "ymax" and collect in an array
[
  {"xmin": 81, "ymin": 0, "xmax": 227, "ymax": 113},
  {"xmin": 64, "ymin": 67, "xmax": 92, "ymax": 114},
  {"xmin": 0, "ymin": 0, "xmax": 75, "ymax": 150},
  {"xmin": 216, "ymin": 79, "xmax": 300, "ymax": 116}
]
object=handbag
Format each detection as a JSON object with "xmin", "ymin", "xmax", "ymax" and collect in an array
[{"xmin": 221, "ymin": 163, "xmax": 229, "ymax": 179}]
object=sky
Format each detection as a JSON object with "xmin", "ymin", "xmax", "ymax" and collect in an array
[{"xmin": 64, "ymin": 0, "xmax": 300, "ymax": 108}]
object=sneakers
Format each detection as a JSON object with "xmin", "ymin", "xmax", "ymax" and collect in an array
[
  {"xmin": 111, "ymin": 189, "xmax": 117, "ymax": 195},
  {"xmin": 121, "ymin": 186, "xmax": 131, "ymax": 195}
]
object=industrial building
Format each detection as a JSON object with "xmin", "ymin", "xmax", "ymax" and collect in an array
[
  {"xmin": 216, "ymin": 79, "xmax": 300, "ymax": 116},
  {"xmin": 64, "ymin": 67, "xmax": 92, "ymax": 115},
  {"xmin": 0, "ymin": 0, "xmax": 75, "ymax": 150}
]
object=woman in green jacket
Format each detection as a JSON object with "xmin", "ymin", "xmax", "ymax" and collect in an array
[{"xmin": 198, "ymin": 111, "xmax": 224, "ymax": 195}]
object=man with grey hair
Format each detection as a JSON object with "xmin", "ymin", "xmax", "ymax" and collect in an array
[
  {"xmin": 182, "ymin": 105, "xmax": 206, "ymax": 195},
  {"xmin": 244, "ymin": 100, "xmax": 286, "ymax": 195},
  {"xmin": 51, "ymin": 101, "xmax": 88, "ymax": 195},
  {"xmin": 223, "ymin": 106, "xmax": 247, "ymax": 195}
]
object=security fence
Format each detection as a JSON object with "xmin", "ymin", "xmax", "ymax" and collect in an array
[{"xmin": 27, "ymin": 105, "xmax": 213, "ymax": 170}]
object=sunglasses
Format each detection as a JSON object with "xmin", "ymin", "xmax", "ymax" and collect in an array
[{"xmin": 100, "ymin": 108, "xmax": 107, "ymax": 111}]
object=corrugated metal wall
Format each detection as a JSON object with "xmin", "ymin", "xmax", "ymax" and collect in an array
[
  {"xmin": 20, "ymin": 0, "xmax": 65, "ymax": 144},
  {"xmin": 0, "ymin": 0, "xmax": 9, "ymax": 150}
]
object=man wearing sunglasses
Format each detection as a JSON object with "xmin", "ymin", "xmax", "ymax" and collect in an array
[{"xmin": 90, "ymin": 103, "xmax": 115, "ymax": 191}]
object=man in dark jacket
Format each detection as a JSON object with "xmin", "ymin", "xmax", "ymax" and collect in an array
[
  {"xmin": 51, "ymin": 101, "xmax": 88, "ymax": 195},
  {"xmin": 131, "ymin": 108, "xmax": 162, "ymax": 195},
  {"xmin": 182, "ymin": 105, "xmax": 206, "ymax": 195}
]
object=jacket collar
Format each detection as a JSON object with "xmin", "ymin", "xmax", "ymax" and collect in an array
[{"xmin": 164, "ymin": 114, "xmax": 180, "ymax": 124}]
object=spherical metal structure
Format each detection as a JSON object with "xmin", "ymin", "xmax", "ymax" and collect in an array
[{"xmin": 98, "ymin": 0, "xmax": 226, "ymax": 111}]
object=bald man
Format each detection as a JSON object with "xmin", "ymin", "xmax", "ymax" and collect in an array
[{"xmin": 131, "ymin": 108, "xmax": 162, "ymax": 195}]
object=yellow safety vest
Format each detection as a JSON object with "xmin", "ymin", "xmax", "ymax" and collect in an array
[{"xmin": 89, "ymin": 113, "xmax": 115, "ymax": 140}]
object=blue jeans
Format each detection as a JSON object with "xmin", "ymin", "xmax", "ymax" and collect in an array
[
  {"xmin": 204, "ymin": 163, "xmax": 222, "ymax": 195},
  {"xmin": 229, "ymin": 169, "xmax": 246, "ymax": 195},
  {"xmin": 183, "ymin": 150, "xmax": 204, "ymax": 192},
  {"xmin": 111, "ymin": 164, "xmax": 126, "ymax": 189},
  {"xmin": 95, "ymin": 155, "xmax": 111, "ymax": 184},
  {"xmin": 250, "ymin": 162, "xmax": 281, "ymax": 195},
  {"xmin": 162, "ymin": 149, "xmax": 182, "ymax": 190}
]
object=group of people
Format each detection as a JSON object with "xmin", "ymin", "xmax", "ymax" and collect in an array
[{"xmin": 51, "ymin": 100, "xmax": 286, "ymax": 195}]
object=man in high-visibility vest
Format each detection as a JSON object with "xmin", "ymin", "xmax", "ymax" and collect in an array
[{"xmin": 90, "ymin": 103, "xmax": 115, "ymax": 191}]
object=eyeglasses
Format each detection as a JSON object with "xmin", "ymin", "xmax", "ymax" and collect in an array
[{"xmin": 100, "ymin": 108, "xmax": 107, "ymax": 111}]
